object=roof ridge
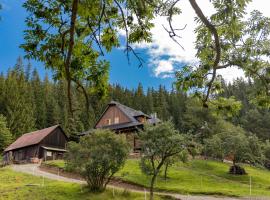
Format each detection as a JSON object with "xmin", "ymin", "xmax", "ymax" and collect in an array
[
  {"xmin": 19, "ymin": 125, "xmax": 59, "ymax": 137},
  {"xmin": 110, "ymin": 100, "xmax": 148, "ymax": 116}
]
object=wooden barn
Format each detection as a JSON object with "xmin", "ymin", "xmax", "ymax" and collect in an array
[
  {"xmin": 3, "ymin": 125, "xmax": 68, "ymax": 164},
  {"xmin": 81, "ymin": 101, "xmax": 160, "ymax": 152}
]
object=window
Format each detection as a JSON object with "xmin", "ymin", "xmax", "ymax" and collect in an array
[
  {"xmin": 46, "ymin": 151, "xmax": 52, "ymax": 157},
  {"xmin": 106, "ymin": 119, "xmax": 111, "ymax": 125},
  {"xmin": 114, "ymin": 117, "xmax": 119, "ymax": 124}
]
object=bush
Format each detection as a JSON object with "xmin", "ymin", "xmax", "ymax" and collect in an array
[
  {"xmin": 229, "ymin": 165, "xmax": 247, "ymax": 175},
  {"xmin": 65, "ymin": 129, "xmax": 129, "ymax": 192}
]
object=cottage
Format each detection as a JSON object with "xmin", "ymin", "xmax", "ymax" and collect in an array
[
  {"xmin": 81, "ymin": 101, "xmax": 160, "ymax": 152},
  {"xmin": 3, "ymin": 125, "xmax": 68, "ymax": 164}
]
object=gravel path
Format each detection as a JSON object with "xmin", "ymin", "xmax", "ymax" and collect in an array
[{"xmin": 11, "ymin": 164, "xmax": 268, "ymax": 200}]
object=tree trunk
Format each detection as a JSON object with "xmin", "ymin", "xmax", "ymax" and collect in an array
[
  {"xmin": 188, "ymin": 0, "xmax": 221, "ymax": 104},
  {"xmin": 233, "ymin": 159, "xmax": 236, "ymax": 174},
  {"xmin": 164, "ymin": 163, "xmax": 169, "ymax": 180},
  {"xmin": 149, "ymin": 174, "xmax": 157, "ymax": 200},
  {"xmin": 65, "ymin": 0, "xmax": 79, "ymax": 117}
]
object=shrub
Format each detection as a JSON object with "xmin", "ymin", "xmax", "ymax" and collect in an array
[{"xmin": 65, "ymin": 129, "xmax": 129, "ymax": 192}]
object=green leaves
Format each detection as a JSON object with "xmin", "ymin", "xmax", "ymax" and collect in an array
[
  {"xmin": 65, "ymin": 129, "xmax": 129, "ymax": 191},
  {"xmin": 139, "ymin": 121, "xmax": 186, "ymax": 175},
  {"xmin": 174, "ymin": 0, "xmax": 270, "ymax": 108},
  {"xmin": 210, "ymin": 97, "xmax": 242, "ymax": 118},
  {"xmin": 21, "ymin": 0, "xmax": 162, "ymax": 114},
  {"xmin": 0, "ymin": 115, "xmax": 12, "ymax": 152},
  {"xmin": 101, "ymin": 27, "xmax": 119, "ymax": 51},
  {"xmin": 204, "ymin": 119, "xmax": 264, "ymax": 168}
]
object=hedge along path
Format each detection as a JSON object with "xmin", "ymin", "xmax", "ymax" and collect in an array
[{"xmin": 10, "ymin": 164, "xmax": 257, "ymax": 200}]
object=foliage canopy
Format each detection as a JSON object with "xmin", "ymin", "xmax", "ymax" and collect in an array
[{"xmin": 65, "ymin": 129, "xmax": 129, "ymax": 192}]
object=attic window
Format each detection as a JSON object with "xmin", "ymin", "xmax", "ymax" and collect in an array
[
  {"xmin": 114, "ymin": 117, "xmax": 119, "ymax": 124},
  {"xmin": 106, "ymin": 119, "xmax": 111, "ymax": 125}
]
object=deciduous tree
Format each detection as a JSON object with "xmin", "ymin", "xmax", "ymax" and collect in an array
[
  {"xmin": 21, "ymin": 0, "xmax": 163, "ymax": 116},
  {"xmin": 139, "ymin": 121, "xmax": 186, "ymax": 200}
]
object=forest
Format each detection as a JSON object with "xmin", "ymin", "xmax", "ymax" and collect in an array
[{"xmin": 1, "ymin": 57, "xmax": 270, "ymax": 148}]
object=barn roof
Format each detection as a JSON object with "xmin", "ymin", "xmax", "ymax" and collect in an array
[{"xmin": 4, "ymin": 125, "xmax": 61, "ymax": 152}]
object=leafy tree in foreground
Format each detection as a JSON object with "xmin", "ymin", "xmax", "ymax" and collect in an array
[
  {"xmin": 21, "ymin": 0, "xmax": 168, "ymax": 116},
  {"xmin": 156, "ymin": 0, "xmax": 270, "ymax": 108},
  {"xmin": 139, "ymin": 121, "xmax": 185, "ymax": 200},
  {"xmin": 65, "ymin": 129, "xmax": 129, "ymax": 192},
  {"xmin": 0, "ymin": 115, "xmax": 12, "ymax": 152}
]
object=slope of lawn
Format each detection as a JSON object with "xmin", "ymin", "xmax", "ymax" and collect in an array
[
  {"xmin": 43, "ymin": 159, "xmax": 270, "ymax": 197},
  {"xmin": 115, "ymin": 159, "xmax": 270, "ymax": 197},
  {"xmin": 0, "ymin": 167, "xmax": 162, "ymax": 200},
  {"xmin": 44, "ymin": 160, "xmax": 66, "ymax": 169}
]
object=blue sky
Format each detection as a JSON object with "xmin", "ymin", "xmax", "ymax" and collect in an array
[{"xmin": 0, "ymin": 0, "xmax": 176, "ymax": 90}]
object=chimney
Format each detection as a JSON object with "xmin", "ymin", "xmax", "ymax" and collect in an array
[{"xmin": 151, "ymin": 112, "xmax": 157, "ymax": 119}]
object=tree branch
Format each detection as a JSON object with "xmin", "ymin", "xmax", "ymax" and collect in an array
[
  {"xmin": 64, "ymin": 0, "xmax": 79, "ymax": 116},
  {"xmin": 188, "ymin": 0, "xmax": 221, "ymax": 106}
]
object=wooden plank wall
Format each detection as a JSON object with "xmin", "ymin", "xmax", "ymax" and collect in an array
[
  {"xmin": 40, "ymin": 128, "xmax": 67, "ymax": 149},
  {"xmin": 96, "ymin": 105, "xmax": 131, "ymax": 128}
]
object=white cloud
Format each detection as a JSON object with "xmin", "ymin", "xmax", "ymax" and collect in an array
[
  {"xmin": 127, "ymin": 0, "xmax": 270, "ymax": 81},
  {"xmin": 217, "ymin": 67, "xmax": 246, "ymax": 83},
  {"xmin": 153, "ymin": 60, "xmax": 174, "ymax": 77}
]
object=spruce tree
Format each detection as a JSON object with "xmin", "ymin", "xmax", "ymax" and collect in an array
[
  {"xmin": 31, "ymin": 69, "xmax": 46, "ymax": 129},
  {"xmin": 4, "ymin": 66, "xmax": 35, "ymax": 138},
  {"xmin": 0, "ymin": 114, "xmax": 12, "ymax": 152}
]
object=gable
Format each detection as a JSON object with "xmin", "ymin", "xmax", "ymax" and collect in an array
[
  {"xmin": 95, "ymin": 105, "xmax": 131, "ymax": 128},
  {"xmin": 40, "ymin": 127, "xmax": 68, "ymax": 148}
]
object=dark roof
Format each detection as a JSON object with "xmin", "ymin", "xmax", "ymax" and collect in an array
[
  {"xmin": 147, "ymin": 117, "xmax": 161, "ymax": 124},
  {"xmin": 4, "ymin": 125, "xmax": 62, "ymax": 152},
  {"xmin": 78, "ymin": 129, "xmax": 95, "ymax": 137},
  {"xmin": 108, "ymin": 101, "xmax": 150, "ymax": 121}
]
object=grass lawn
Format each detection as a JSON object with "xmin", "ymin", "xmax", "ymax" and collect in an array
[
  {"xmin": 43, "ymin": 159, "xmax": 270, "ymax": 197},
  {"xmin": 0, "ymin": 167, "xmax": 163, "ymax": 200},
  {"xmin": 116, "ymin": 159, "xmax": 270, "ymax": 197},
  {"xmin": 44, "ymin": 160, "xmax": 66, "ymax": 169}
]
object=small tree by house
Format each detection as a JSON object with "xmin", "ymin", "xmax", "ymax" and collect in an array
[
  {"xmin": 65, "ymin": 129, "xmax": 129, "ymax": 192},
  {"xmin": 139, "ymin": 121, "xmax": 185, "ymax": 200}
]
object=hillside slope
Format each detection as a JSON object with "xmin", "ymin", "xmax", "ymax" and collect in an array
[{"xmin": 115, "ymin": 159, "xmax": 270, "ymax": 197}]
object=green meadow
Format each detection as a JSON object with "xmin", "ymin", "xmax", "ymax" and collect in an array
[
  {"xmin": 0, "ymin": 167, "xmax": 162, "ymax": 200},
  {"xmin": 44, "ymin": 159, "xmax": 270, "ymax": 197},
  {"xmin": 116, "ymin": 159, "xmax": 270, "ymax": 197}
]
